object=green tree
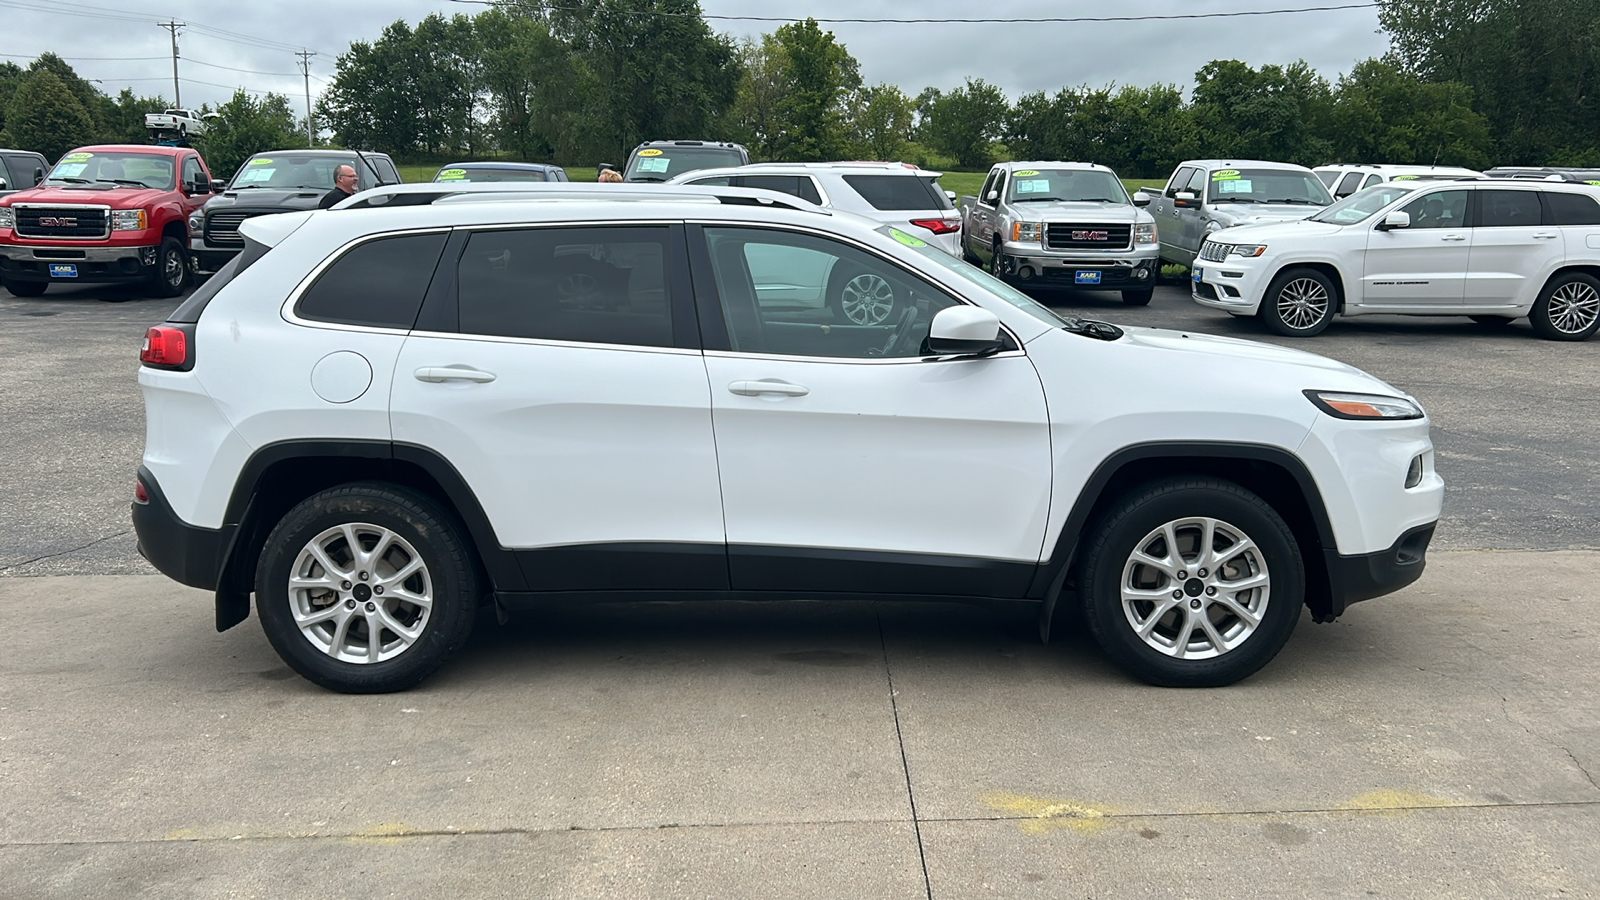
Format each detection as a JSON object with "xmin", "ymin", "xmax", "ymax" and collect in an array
[
  {"xmin": 1190, "ymin": 59, "xmax": 1333, "ymax": 165},
  {"xmin": 768, "ymin": 18, "xmax": 860, "ymax": 161},
  {"xmin": 26, "ymin": 53, "xmax": 107, "ymax": 136},
  {"xmin": 0, "ymin": 61, "xmax": 24, "ymax": 141},
  {"xmin": 5, "ymin": 70, "xmax": 96, "ymax": 161},
  {"xmin": 195, "ymin": 89, "xmax": 306, "ymax": 181},
  {"xmin": 847, "ymin": 83, "xmax": 914, "ymax": 161},
  {"xmin": 726, "ymin": 36, "xmax": 787, "ymax": 159},
  {"xmin": 476, "ymin": 7, "xmax": 586, "ymax": 160},
  {"xmin": 922, "ymin": 77, "xmax": 1008, "ymax": 169},
  {"xmin": 320, "ymin": 21, "xmax": 429, "ymax": 157},
  {"xmin": 1328, "ymin": 59, "xmax": 1492, "ymax": 167},
  {"xmin": 101, "ymin": 89, "xmax": 172, "ymax": 144}
]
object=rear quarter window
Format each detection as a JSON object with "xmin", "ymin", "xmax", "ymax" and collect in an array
[
  {"xmin": 295, "ymin": 232, "xmax": 449, "ymax": 329},
  {"xmin": 1541, "ymin": 191, "xmax": 1600, "ymax": 225},
  {"xmin": 841, "ymin": 174, "xmax": 948, "ymax": 211}
]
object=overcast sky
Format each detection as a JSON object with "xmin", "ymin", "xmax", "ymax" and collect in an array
[{"xmin": 1, "ymin": 0, "xmax": 1391, "ymax": 111}]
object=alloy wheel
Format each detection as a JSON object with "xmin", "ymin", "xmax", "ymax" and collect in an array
[
  {"xmin": 1276, "ymin": 278, "xmax": 1330, "ymax": 331},
  {"xmin": 287, "ymin": 522, "xmax": 433, "ymax": 664},
  {"xmin": 840, "ymin": 273, "xmax": 895, "ymax": 325},
  {"xmin": 1119, "ymin": 516, "xmax": 1270, "ymax": 660},
  {"xmin": 1545, "ymin": 281, "xmax": 1600, "ymax": 335}
]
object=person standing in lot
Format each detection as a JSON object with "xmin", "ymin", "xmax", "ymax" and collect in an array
[
  {"xmin": 319, "ymin": 165, "xmax": 359, "ymax": 208},
  {"xmin": 599, "ymin": 168, "xmax": 622, "ymax": 183}
]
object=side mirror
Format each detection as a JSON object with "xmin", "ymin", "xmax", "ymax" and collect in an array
[
  {"xmin": 944, "ymin": 189, "xmax": 957, "ymax": 202},
  {"xmin": 1131, "ymin": 190, "xmax": 1152, "ymax": 208},
  {"xmin": 212, "ymin": 180, "xmax": 227, "ymax": 193},
  {"xmin": 927, "ymin": 306, "xmax": 1004, "ymax": 357},
  {"xmin": 33, "ymin": 167, "xmax": 45, "ymax": 185},
  {"xmin": 188, "ymin": 176, "xmax": 211, "ymax": 195},
  {"xmin": 1380, "ymin": 210, "xmax": 1411, "ymax": 230},
  {"xmin": 985, "ymin": 189, "xmax": 999, "ymax": 202},
  {"xmin": 1174, "ymin": 190, "xmax": 1198, "ymax": 208}
]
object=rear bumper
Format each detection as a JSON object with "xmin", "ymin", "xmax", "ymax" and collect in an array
[
  {"xmin": 1324, "ymin": 521, "xmax": 1434, "ymax": 618},
  {"xmin": 0, "ymin": 243, "xmax": 158, "ymax": 283},
  {"xmin": 132, "ymin": 466, "xmax": 231, "ymax": 591}
]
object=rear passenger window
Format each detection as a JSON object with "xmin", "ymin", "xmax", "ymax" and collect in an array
[
  {"xmin": 1316, "ymin": 170, "xmax": 1339, "ymax": 188},
  {"xmin": 296, "ymin": 232, "xmax": 448, "ymax": 329},
  {"xmin": 842, "ymin": 174, "xmax": 946, "ymax": 210},
  {"xmin": 1541, "ymin": 191, "xmax": 1600, "ymax": 225},
  {"xmin": 739, "ymin": 175, "xmax": 823, "ymax": 205},
  {"xmin": 1477, "ymin": 191, "xmax": 1543, "ymax": 227},
  {"xmin": 456, "ymin": 226, "xmax": 672, "ymax": 347},
  {"xmin": 1363, "ymin": 174, "xmax": 1383, "ymax": 189}
]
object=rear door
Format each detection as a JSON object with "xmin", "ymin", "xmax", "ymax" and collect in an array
[
  {"xmin": 389, "ymin": 222, "xmax": 729, "ymax": 591},
  {"xmin": 1466, "ymin": 189, "xmax": 1565, "ymax": 308}
]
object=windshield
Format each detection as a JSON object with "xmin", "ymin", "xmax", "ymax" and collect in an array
[
  {"xmin": 875, "ymin": 224, "xmax": 1069, "ymax": 328},
  {"xmin": 434, "ymin": 166, "xmax": 548, "ymax": 183},
  {"xmin": 45, "ymin": 150, "xmax": 176, "ymax": 190},
  {"xmin": 1307, "ymin": 184, "xmax": 1417, "ymax": 224},
  {"xmin": 1007, "ymin": 169, "xmax": 1128, "ymax": 203},
  {"xmin": 229, "ymin": 155, "xmax": 365, "ymax": 190},
  {"xmin": 1205, "ymin": 169, "xmax": 1332, "ymax": 205},
  {"xmin": 624, "ymin": 147, "xmax": 744, "ymax": 182}
]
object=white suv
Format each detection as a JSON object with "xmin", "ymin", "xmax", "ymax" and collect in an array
[
  {"xmin": 1192, "ymin": 180, "xmax": 1600, "ymax": 340},
  {"xmin": 1313, "ymin": 164, "xmax": 1485, "ymax": 200},
  {"xmin": 132, "ymin": 182, "xmax": 1443, "ymax": 693}
]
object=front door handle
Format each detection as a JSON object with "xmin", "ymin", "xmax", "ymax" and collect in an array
[
  {"xmin": 414, "ymin": 366, "xmax": 496, "ymax": 384},
  {"xmin": 1440, "ymin": 233, "xmax": 1467, "ymax": 241},
  {"xmin": 729, "ymin": 379, "xmax": 809, "ymax": 397},
  {"xmin": 1532, "ymin": 232, "xmax": 1558, "ymax": 239}
]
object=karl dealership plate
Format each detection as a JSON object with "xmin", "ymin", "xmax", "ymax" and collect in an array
[
  {"xmin": 1192, "ymin": 267, "xmax": 1203, "ymax": 282},
  {"xmin": 49, "ymin": 263, "xmax": 79, "ymax": 278},
  {"xmin": 1075, "ymin": 270, "xmax": 1102, "ymax": 285}
]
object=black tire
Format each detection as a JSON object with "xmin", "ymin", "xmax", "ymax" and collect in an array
[
  {"xmin": 3, "ymin": 278, "xmax": 47, "ymax": 297},
  {"xmin": 961, "ymin": 240, "xmax": 982, "ymax": 265},
  {"xmin": 987, "ymin": 240, "xmax": 1006, "ymax": 279},
  {"xmin": 254, "ymin": 483, "xmax": 480, "ymax": 693},
  {"xmin": 1121, "ymin": 287, "xmax": 1154, "ymax": 306},
  {"xmin": 1468, "ymin": 315, "xmax": 1516, "ymax": 327},
  {"xmin": 1079, "ymin": 477, "xmax": 1304, "ymax": 687},
  {"xmin": 146, "ymin": 235, "xmax": 190, "ymax": 298},
  {"xmin": 826, "ymin": 264, "xmax": 902, "ymax": 326},
  {"xmin": 1260, "ymin": 266, "xmax": 1337, "ymax": 337},
  {"xmin": 1528, "ymin": 272, "xmax": 1600, "ymax": 341}
]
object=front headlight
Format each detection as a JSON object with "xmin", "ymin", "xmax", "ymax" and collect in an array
[
  {"xmin": 188, "ymin": 212, "xmax": 204, "ymax": 232},
  {"xmin": 112, "ymin": 209, "xmax": 148, "ymax": 231},
  {"xmin": 1225, "ymin": 243, "xmax": 1267, "ymax": 258},
  {"xmin": 1011, "ymin": 221, "xmax": 1042, "ymax": 242},
  {"xmin": 1305, "ymin": 390, "xmax": 1424, "ymax": 420},
  {"xmin": 1135, "ymin": 222, "xmax": 1157, "ymax": 244},
  {"xmin": 0, "ymin": 207, "xmax": 12, "ymax": 230}
]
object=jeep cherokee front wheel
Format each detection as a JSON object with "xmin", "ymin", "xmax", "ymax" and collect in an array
[
  {"xmin": 1080, "ymin": 477, "xmax": 1304, "ymax": 687},
  {"xmin": 255, "ymin": 483, "xmax": 479, "ymax": 693}
]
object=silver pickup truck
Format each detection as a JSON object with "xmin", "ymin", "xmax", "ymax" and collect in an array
[
  {"xmin": 1146, "ymin": 159, "xmax": 1332, "ymax": 267},
  {"xmin": 959, "ymin": 161, "xmax": 1160, "ymax": 304}
]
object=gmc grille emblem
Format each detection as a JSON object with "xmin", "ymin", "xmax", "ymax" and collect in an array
[
  {"xmin": 1071, "ymin": 230, "xmax": 1110, "ymax": 241},
  {"xmin": 39, "ymin": 216, "xmax": 79, "ymax": 227}
]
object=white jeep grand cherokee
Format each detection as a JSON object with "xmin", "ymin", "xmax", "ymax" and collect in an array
[
  {"xmin": 1192, "ymin": 179, "xmax": 1600, "ymax": 340},
  {"xmin": 133, "ymin": 182, "xmax": 1443, "ymax": 693}
]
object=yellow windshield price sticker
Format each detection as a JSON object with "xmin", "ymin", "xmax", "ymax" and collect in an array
[
  {"xmin": 1587, "ymin": 180, "xmax": 1600, "ymax": 185},
  {"xmin": 638, "ymin": 149, "xmax": 663, "ymax": 156},
  {"xmin": 1211, "ymin": 169, "xmax": 1240, "ymax": 180},
  {"xmin": 62, "ymin": 152, "xmax": 94, "ymax": 162},
  {"xmin": 248, "ymin": 158, "xmax": 272, "ymax": 166},
  {"xmin": 437, "ymin": 168, "xmax": 467, "ymax": 181},
  {"xmin": 1013, "ymin": 169, "xmax": 1039, "ymax": 177},
  {"xmin": 1392, "ymin": 175, "xmax": 1418, "ymax": 180}
]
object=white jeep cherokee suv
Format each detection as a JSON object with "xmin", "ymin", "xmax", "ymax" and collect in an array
[
  {"xmin": 1192, "ymin": 180, "xmax": 1600, "ymax": 340},
  {"xmin": 133, "ymin": 182, "xmax": 1442, "ymax": 693}
]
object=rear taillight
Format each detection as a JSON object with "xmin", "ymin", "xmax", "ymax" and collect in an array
[
  {"xmin": 910, "ymin": 218, "xmax": 960, "ymax": 235},
  {"xmin": 140, "ymin": 325, "xmax": 189, "ymax": 369},
  {"xmin": 134, "ymin": 478, "xmax": 149, "ymax": 504}
]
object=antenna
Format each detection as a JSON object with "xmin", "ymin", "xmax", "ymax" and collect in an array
[{"xmin": 158, "ymin": 20, "xmax": 185, "ymax": 107}]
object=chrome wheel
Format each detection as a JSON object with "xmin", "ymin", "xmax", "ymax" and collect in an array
[
  {"xmin": 288, "ymin": 522, "xmax": 433, "ymax": 664},
  {"xmin": 163, "ymin": 246, "xmax": 185, "ymax": 288},
  {"xmin": 1545, "ymin": 281, "xmax": 1600, "ymax": 335},
  {"xmin": 1275, "ymin": 278, "xmax": 1330, "ymax": 331},
  {"xmin": 840, "ymin": 273, "xmax": 896, "ymax": 325},
  {"xmin": 1120, "ymin": 516, "xmax": 1270, "ymax": 660}
]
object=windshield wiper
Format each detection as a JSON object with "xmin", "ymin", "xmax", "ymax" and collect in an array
[
  {"xmin": 1208, "ymin": 197, "xmax": 1260, "ymax": 204},
  {"xmin": 1267, "ymin": 198, "xmax": 1322, "ymax": 204},
  {"xmin": 1012, "ymin": 196, "xmax": 1066, "ymax": 202},
  {"xmin": 1057, "ymin": 314, "xmax": 1123, "ymax": 341},
  {"xmin": 630, "ymin": 175, "xmax": 667, "ymax": 183},
  {"xmin": 48, "ymin": 177, "xmax": 91, "ymax": 184},
  {"xmin": 107, "ymin": 179, "xmax": 154, "ymax": 188}
]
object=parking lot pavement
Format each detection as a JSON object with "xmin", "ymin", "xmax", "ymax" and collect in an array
[{"xmin": 2, "ymin": 549, "xmax": 1597, "ymax": 898}]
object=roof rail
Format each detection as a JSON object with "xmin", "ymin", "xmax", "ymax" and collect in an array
[{"xmin": 335, "ymin": 181, "xmax": 829, "ymax": 213}]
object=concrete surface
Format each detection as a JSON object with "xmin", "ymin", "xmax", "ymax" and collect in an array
[{"xmin": 2, "ymin": 549, "xmax": 1596, "ymax": 898}]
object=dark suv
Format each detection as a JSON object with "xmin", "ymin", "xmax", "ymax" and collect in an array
[
  {"xmin": 189, "ymin": 149, "xmax": 401, "ymax": 274},
  {"xmin": 621, "ymin": 140, "xmax": 748, "ymax": 183},
  {"xmin": 0, "ymin": 149, "xmax": 49, "ymax": 199}
]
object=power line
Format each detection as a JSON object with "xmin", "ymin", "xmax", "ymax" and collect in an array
[
  {"xmin": 0, "ymin": 52, "xmax": 168, "ymax": 61},
  {"xmin": 447, "ymin": 0, "xmax": 1380, "ymax": 24}
]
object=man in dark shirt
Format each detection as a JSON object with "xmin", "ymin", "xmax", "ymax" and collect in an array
[{"xmin": 318, "ymin": 164, "xmax": 358, "ymax": 208}]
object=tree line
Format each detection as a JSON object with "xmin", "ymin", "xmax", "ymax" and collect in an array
[{"xmin": 3, "ymin": 0, "xmax": 1597, "ymax": 179}]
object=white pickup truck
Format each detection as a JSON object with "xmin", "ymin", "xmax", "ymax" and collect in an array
[{"xmin": 145, "ymin": 109, "xmax": 216, "ymax": 140}]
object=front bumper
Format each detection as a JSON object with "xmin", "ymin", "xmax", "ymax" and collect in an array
[
  {"xmin": 1190, "ymin": 258, "xmax": 1272, "ymax": 314},
  {"xmin": 996, "ymin": 243, "xmax": 1160, "ymax": 290},
  {"xmin": 0, "ymin": 243, "xmax": 159, "ymax": 283},
  {"xmin": 132, "ymin": 466, "xmax": 231, "ymax": 592},
  {"xmin": 189, "ymin": 237, "xmax": 239, "ymax": 276},
  {"xmin": 1324, "ymin": 521, "xmax": 1434, "ymax": 618}
]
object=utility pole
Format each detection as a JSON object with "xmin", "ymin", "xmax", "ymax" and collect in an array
[
  {"xmin": 158, "ymin": 20, "xmax": 184, "ymax": 107},
  {"xmin": 295, "ymin": 50, "xmax": 316, "ymax": 146}
]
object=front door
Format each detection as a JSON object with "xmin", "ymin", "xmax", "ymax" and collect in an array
[
  {"xmin": 692, "ymin": 225, "xmax": 1052, "ymax": 597},
  {"xmin": 390, "ymin": 223, "xmax": 728, "ymax": 591},
  {"xmin": 1360, "ymin": 189, "xmax": 1472, "ymax": 307}
]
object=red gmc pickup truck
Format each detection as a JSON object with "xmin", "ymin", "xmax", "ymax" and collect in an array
[{"xmin": 0, "ymin": 144, "xmax": 214, "ymax": 297}]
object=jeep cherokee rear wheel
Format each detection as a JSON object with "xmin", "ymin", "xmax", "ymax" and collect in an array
[
  {"xmin": 1080, "ymin": 477, "xmax": 1303, "ymax": 687},
  {"xmin": 255, "ymin": 483, "xmax": 478, "ymax": 693}
]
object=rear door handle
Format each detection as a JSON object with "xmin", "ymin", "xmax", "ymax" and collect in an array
[
  {"xmin": 729, "ymin": 379, "xmax": 809, "ymax": 397},
  {"xmin": 414, "ymin": 366, "xmax": 496, "ymax": 384},
  {"xmin": 1532, "ymin": 232, "xmax": 1558, "ymax": 239}
]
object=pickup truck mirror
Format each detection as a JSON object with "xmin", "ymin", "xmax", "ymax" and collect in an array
[
  {"xmin": 944, "ymin": 189, "xmax": 957, "ymax": 202},
  {"xmin": 0, "ymin": 177, "xmax": 7, "ymax": 190},
  {"xmin": 985, "ymin": 190, "xmax": 999, "ymax": 202},
  {"xmin": 1174, "ymin": 191, "xmax": 1198, "ymax": 208},
  {"xmin": 926, "ymin": 306, "xmax": 1004, "ymax": 357},
  {"xmin": 187, "ymin": 176, "xmax": 211, "ymax": 195},
  {"xmin": 1131, "ymin": 190, "xmax": 1152, "ymax": 208},
  {"xmin": 33, "ymin": 167, "xmax": 45, "ymax": 185},
  {"xmin": 212, "ymin": 179, "xmax": 228, "ymax": 193},
  {"xmin": 1379, "ymin": 210, "xmax": 1411, "ymax": 230}
]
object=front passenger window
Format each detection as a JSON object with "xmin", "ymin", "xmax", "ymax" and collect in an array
[
  {"xmin": 702, "ymin": 227, "xmax": 960, "ymax": 360},
  {"xmin": 1396, "ymin": 190, "xmax": 1468, "ymax": 229}
]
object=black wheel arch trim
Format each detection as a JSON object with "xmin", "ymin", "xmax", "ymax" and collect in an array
[{"xmin": 1029, "ymin": 441, "xmax": 1341, "ymax": 615}]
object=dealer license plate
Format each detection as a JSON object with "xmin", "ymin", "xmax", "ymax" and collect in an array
[
  {"xmin": 1192, "ymin": 267, "xmax": 1203, "ymax": 283},
  {"xmin": 49, "ymin": 263, "xmax": 79, "ymax": 278},
  {"xmin": 1074, "ymin": 270, "xmax": 1102, "ymax": 285}
]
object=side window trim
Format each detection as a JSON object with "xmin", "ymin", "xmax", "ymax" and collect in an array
[
  {"xmin": 1166, "ymin": 167, "xmax": 1194, "ymax": 197},
  {"xmin": 978, "ymin": 168, "xmax": 998, "ymax": 205}
]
